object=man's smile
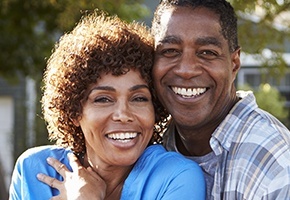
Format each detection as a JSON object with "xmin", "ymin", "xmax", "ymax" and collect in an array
[{"xmin": 171, "ymin": 86, "xmax": 207, "ymax": 98}]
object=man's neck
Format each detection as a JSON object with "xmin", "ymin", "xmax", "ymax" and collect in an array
[{"xmin": 175, "ymin": 127, "xmax": 213, "ymax": 156}]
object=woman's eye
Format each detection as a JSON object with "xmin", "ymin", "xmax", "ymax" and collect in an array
[
  {"xmin": 94, "ymin": 97, "xmax": 112, "ymax": 103},
  {"xmin": 133, "ymin": 96, "xmax": 149, "ymax": 102}
]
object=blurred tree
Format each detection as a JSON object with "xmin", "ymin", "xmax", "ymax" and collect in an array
[
  {"xmin": 238, "ymin": 84, "xmax": 290, "ymax": 128},
  {"xmin": 255, "ymin": 84, "xmax": 289, "ymax": 123},
  {"xmin": 0, "ymin": 0, "xmax": 150, "ymax": 81},
  {"xmin": 1, "ymin": 0, "xmax": 289, "ymax": 82},
  {"xmin": 230, "ymin": 0, "xmax": 290, "ymax": 79}
]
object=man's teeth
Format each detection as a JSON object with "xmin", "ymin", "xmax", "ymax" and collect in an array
[
  {"xmin": 107, "ymin": 132, "xmax": 138, "ymax": 140},
  {"xmin": 171, "ymin": 87, "xmax": 206, "ymax": 97}
]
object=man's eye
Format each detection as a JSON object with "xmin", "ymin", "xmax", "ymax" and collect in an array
[
  {"xmin": 160, "ymin": 49, "xmax": 180, "ymax": 58},
  {"xmin": 197, "ymin": 50, "xmax": 218, "ymax": 59}
]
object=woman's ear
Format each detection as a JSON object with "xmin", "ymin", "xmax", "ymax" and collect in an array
[{"xmin": 71, "ymin": 117, "xmax": 80, "ymax": 127}]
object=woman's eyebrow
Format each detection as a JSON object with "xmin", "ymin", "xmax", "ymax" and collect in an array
[
  {"xmin": 90, "ymin": 84, "xmax": 148, "ymax": 93},
  {"xmin": 90, "ymin": 86, "xmax": 115, "ymax": 92},
  {"xmin": 129, "ymin": 84, "xmax": 149, "ymax": 92}
]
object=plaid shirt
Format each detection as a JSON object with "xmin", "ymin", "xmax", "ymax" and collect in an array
[{"xmin": 164, "ymin": 91, "xmax": 290, "ymax": 200}]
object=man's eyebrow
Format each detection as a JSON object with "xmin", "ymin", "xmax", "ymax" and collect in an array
[
  {"xmin": 157, "ymin": 36, "xmax": 222, "ymax": 48},
  {"xmin": 158, "ymin": 36, "xmax": 182, "ymax": 45},
  {"xmin": 195, "ymin": 37, "xmax": 222, "ymax": 48}
]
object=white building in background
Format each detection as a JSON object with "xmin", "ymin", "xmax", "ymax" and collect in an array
[
  {"xmin": 0, "ymin": 96, "xmax": 14, "ymax": 189},
  {"xmin": 0, "ymin": 77, "xmax": 36, "ymax": 197},
  {"xmin": 238, "ymin": 52, "xmax": 290, "ymax": 108}
]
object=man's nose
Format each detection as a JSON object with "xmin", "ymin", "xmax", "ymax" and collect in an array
[{"xmin": 173, "ymin": 51, "xmax": 203, "ymax": 79}]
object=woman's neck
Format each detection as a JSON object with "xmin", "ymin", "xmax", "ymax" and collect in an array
[{"xmin": 83, "ymin": 154, "xmax": 133, "ymax": 199}]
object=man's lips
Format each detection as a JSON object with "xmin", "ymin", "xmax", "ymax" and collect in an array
[{"xmin": 171, "ymin": 86, "xmax": 207, "ymax": 98}]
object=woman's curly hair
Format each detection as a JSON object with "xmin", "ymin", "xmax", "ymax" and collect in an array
[{"xmin": 41, "ymin": 11, "xmax": 168, "ymax": 156}]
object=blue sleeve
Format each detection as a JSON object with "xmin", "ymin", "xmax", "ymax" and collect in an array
[
  {"xmin": 9, "ymin": 146, "xmax": 70, "ymax": 200},
  {"xmin": 161, "ymin": 161, "xmax": 206, "ymax": 200}
]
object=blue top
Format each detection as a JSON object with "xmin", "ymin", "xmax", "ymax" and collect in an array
[{"xmin": 9, "ymin": 144, "xmax": 205, "ymax": 200}]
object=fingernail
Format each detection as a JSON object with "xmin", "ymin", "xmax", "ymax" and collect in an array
[
  {"xmin": 46, "ymin": 157, "xmax": 52, "ymax": 164},
  {"xmin": 37, "ymin": 173, "xmax": 43, "ymax": 180}
]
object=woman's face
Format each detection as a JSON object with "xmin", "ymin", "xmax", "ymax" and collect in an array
[{"xmin": 74, "ymin": 69, "xmax": 155, "ymax": 168}]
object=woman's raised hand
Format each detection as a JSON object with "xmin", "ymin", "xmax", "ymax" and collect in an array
[{"xmin": 37, "ymin": 153, "xmax": 106, "ymax": 200}]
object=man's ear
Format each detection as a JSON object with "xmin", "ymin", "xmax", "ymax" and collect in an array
[{"xmin": 232, "ymin": 47, "xmax": 241, "ymax": 73}]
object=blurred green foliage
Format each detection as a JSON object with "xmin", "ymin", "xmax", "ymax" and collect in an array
[
  {"xmin": 230, "ymin": 0, "xmax": 290, "ymax": 79},
  {"xmin": 0, "ymin": 0, "xmax": 150, "ymax": 81},
  {"xmin": 238, "ymin": 84, "xmax": 289, "ymax": 128},
  {"xmin": 1, "ymin": 0, "xmax": 289, "ymax": 81}
]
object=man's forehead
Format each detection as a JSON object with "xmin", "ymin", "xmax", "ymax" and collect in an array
[{"xmin": 155, "ymin": 6, "xmax": 222, "ymax": 40}]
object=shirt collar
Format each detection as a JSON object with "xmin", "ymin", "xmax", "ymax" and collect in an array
[{"xmin": 210, "ymin": 91, "xmax": 257, "ymax": 155}]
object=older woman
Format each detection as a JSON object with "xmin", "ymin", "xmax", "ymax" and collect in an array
[{"xmin": 9, "ymin": 12, "xmax": 205, "ymax": 200}]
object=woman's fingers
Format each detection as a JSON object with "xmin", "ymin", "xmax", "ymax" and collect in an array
[
  {"xmin": 67, "ymin": 153, "xmax": 82, "ymax": 172},
  {"xmin": 37, "ymin": 173, "xmax": 61, "ymax": 189},
  {"xmin": 36, "ymin": 153, "xmax": 107, "ymax": 199},
  {"xmin": 46, "ymin": 157, "xmax": 69, "ymax": 177},
  {"xmin": 68, "ymin": 153, "xmax": 103, "ymax": 182}
]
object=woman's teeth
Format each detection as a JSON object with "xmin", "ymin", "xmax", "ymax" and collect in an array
[{"xmin": 107, "ymin": 132, "xmax": 138, "ymax": 140}]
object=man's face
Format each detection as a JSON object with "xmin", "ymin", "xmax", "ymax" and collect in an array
[{"xmin": 153, "ymin": 6, "xmax": 240, "ymax": 130}]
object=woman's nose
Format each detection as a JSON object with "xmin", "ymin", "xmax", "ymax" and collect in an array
[{"xmin": 112, "ymin": 102, "xmax": 134, "ymax": 122}]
